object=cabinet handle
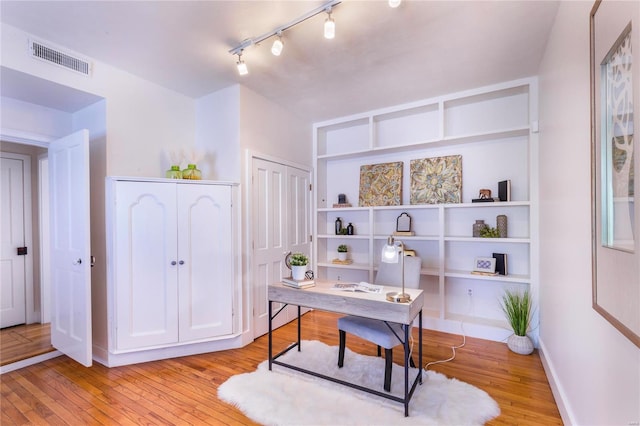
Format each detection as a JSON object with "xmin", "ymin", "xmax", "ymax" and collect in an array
[
  {"xmin": 178, "ymin": 260, "xmax": 185, "ymax": 265},
  {"xmin": 171, "ymin": 261, "xmax": 177, "ymax": 266},
  {"xmin": 73, "ymin": 258, "xmax": 82, "ymax": 265}
]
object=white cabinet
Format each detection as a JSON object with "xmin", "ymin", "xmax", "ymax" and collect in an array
[
  {"xmin": 313, "ymin": 79, "xmax": 538, "ymax": 342},
  {"xmin": 107, "ymin": 178, "xmax": 237, "ymax": 352}
]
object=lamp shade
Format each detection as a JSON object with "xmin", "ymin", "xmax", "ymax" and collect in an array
[
  {"xmin": 324, "ymin": 16, "xmax": 335, "ymax": 39},
  {"xmin": 236, "ymin": 59, "xmax": 248, "ymax": 75},
  {"xmin": 271, "ymin": 38, "xmax": 283, "ymax": 56},
  {"xmin": 381, "ymin": 237, "xmax": 399, "ymax": 263}
]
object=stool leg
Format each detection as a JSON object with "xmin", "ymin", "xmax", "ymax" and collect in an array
[
  {"xmin": 384, "ymin": 348, "xmax": 393, "ymax": 392},
  {"xmin": 377, "ymin": 345, "xmax": 382, "ymax": 357},
  {"xmin": 338, "ymin": 330, "xmax": 346, "ymax": 368}
]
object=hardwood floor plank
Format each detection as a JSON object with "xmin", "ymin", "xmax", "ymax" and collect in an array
[{"xmin": 1, "ymin": 311, "xmax": 562, "ymax": 425}]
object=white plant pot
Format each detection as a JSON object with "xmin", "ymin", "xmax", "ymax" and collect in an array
[
  {"xmin": 337, "ymin": 252, "xmax": 347, "ymax": 261},
  {"xmin": 291, "ymin": 265, "xmax": 307, "ymax": 281},
  {"xmin": 507, "ymin": 334, "xmax": 534, "ymax": 355}
]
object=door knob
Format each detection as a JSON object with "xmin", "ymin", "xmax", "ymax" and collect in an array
[
  {"xmin": 171, "ymin": 261, "xmax": 177, "ymax": 266},
  {"xmin": 178, "ymin": 260, "xmax": 185, "ymax": 265}
]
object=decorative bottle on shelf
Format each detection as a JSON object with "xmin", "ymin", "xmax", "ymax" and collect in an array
[
  {"xmin": 473, "ymin": 220, "xmax": 487, "ymax": 238},
  {"xmin": 335, "ymin": 217, "xmax": 342, "ymax": 235},
  {"xmin": 346, "ymin": 223, "xmax": 354, "ymax": 235},
  {"xmin": 165, "ymin": 165, "xmax": 182, "ymax": 179},
  {"xmin": 182, "ymin": 164, "xmax": 202, "ymax": 180},
  {"xmin": 497, "ymin": 215, "xmax": 508, "ymax": 238}
]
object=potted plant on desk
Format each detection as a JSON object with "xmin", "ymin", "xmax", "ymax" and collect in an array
[
  {"xmin": 501, "ymin": 289, "xmax": 534, "ymax": 355},
  {"xmin": 290, "ymin": 253, "xmax": 309, "ymax": 281},
  {"xmin": 337, "ymin": 244, "xmax": 348, "ymax": 261}
]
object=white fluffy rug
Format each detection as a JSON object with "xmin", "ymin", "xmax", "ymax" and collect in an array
[{"xmin": 218, "ymin": 340, "xmax": 500, "ymax": 425}]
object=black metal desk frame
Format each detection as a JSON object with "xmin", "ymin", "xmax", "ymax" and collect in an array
[{"xmin": 268, "ymin": 301, "xmax": 423, "ymax": 417}]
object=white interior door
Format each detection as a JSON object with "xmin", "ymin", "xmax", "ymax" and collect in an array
[
  {"xmin": 0, "ymin": 154, "xmax": 31, "ymax": 328},
  {"xmin": 252, "ymin": 157, "xmax": 311, "ymax": 338},
  {"xmin": 49, "ymin": 129, "xmax": 92, "ymax": 367}
]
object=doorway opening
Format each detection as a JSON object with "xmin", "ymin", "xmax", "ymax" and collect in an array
[{"xmin": 0, "ymin": 141, "xmax": 54, "ymax": 366}]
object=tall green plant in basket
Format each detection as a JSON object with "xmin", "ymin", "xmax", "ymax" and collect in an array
[{"xmin": 501, "ymin": 289, "xmax": 534, "ymax": 354}]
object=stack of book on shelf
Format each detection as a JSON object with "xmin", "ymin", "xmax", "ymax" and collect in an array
[{"xmin": 282, "ymin": 277, "xmax": 316, "ymax": 289}]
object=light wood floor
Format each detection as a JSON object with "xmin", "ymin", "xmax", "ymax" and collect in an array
[
  {"xmin": 1, "ymin": 311, "xmax": 562, "ymax": 425},
  {"xmin": 0, "ymin": 323, "xmax": 53, "ymax": 366}
]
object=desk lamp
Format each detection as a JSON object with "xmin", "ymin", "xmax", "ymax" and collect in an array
[{"xmin": 381, "ymin": 236, "xmax": 411, "ymax": 303}]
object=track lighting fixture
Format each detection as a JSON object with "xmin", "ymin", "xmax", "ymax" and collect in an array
[
  {"xmin": 236, "ymin": 51, "xmax": 248, "ymax": 76},
  {"xmin": 228, "ymin": 0, "xmax": 342, "ymax": 73},
  {"xmin": 271, "ymin": 32, "xmax": 284, "ymax": 56},
  {"xmin": 388, "ymin": 0, "xmax": 402, "ymax": 8},
  {"xmin": 324, "ymin": 8, "xmax": 335, "ymax": 39}
]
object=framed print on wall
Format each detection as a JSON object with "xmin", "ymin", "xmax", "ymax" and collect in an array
[
  {"xmin": 590, "ymin": 0, "xmax": 640, "ymax": 348},
  {"xmin": 358, "ymin": 161, "xmax": 403, "ymax": 206}
]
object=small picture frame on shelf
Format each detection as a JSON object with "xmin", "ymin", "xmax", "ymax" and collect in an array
[{"xmin": 473, "ymin": 257, "xmax": 496, "ymax": 273}]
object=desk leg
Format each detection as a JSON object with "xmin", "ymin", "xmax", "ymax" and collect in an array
[
  {"xmin": 404, "ymin": 323, "xmax": 410, "ymax": 417},
  {"xmin": 297, "ymin": 306, "xmax": 301, "ymax": 351},
  {"xmin": 268, "ymin": 300, "xmax": 273, "ymax": 371},
  {"xmin": 419, "ymin": 310, "xmax": 423, "ymax": 384}
]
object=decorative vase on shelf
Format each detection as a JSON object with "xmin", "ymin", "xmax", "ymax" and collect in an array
[
  {"xmin": 166, "ymin": 165, "xmax": 182, "ymax": 179},
  {"xmin": 473, "ymin": 220, "xmax": 487, "ymax": 237},
  {"xmin": 497, "ymin": 215, "xmax": 508, "ymax": 238},
  {"xmin": 346, "ymin": 223, "xmax": 354, "ymax": 235},
  {"xmin": 335, "ymin": 217, "xmax": 343, "ymax": 235},
  {"xmin": 182, "ymin": 164, "xmax": 202, "ymax": 180}
]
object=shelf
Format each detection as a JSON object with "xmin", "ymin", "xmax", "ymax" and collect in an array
[
  {"xmin": 445, "ymin": 270, "xmax": 530, "ymax": 283},
  {"xmin": 313, "ymin": 78, "xmax": 537, "ymax": 343},
  {"xmin": 317, "ymin": 234, "xmax": 370, "ymax": 240},
  {"xmin": 317, "ymin": 261, "xmax": 370, "ymax": 270},
  {"xmin": 445, "ymin": 237, "xmax": 530, "ymax": 244},
  {"xmin": 317, "ymin": 126, "xmax": 530, "ymax": 161}
]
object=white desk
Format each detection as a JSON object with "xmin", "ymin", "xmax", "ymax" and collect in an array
[{"xmin": 268, "ymin": 281, "xmax": 424, "ymax": 417}]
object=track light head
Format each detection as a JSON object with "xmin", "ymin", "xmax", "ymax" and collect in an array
[
  {"xmin": 324, "ymin": 9, "xmax": 335, "ymax": 39},
  {"xmin": 271, "ymin": 33, "xmax": 284, "ymax": 56},
  {"xmin": 236, "ymin": 52, "xmax": 248, "ymax": 76}
]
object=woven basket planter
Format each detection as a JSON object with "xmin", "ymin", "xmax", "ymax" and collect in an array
[{"xmin": 507, "ymin": 334, "xmax": 534, "ymax": 355}]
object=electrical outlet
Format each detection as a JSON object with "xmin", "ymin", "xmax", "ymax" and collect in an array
[{"xmin": 467, "ymin": 288, "xmax": 473, "ymax": 296}]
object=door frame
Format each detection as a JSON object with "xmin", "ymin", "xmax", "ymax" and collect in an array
[
  {"xmin": 1, "ymin": 129, "xmax": 52, "ymax": 325},
  {"xmin": 244, "ymin": 150, "xmax": 313, "ymax": 338}
]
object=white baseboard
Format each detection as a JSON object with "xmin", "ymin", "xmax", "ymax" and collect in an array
[
  {"xmin": 538, "ymin": 337, "xmax": 575, "ymax": 425},
  {"xmin": 0, "ymin": 350, "xmax": 62, "ymax": 374}
]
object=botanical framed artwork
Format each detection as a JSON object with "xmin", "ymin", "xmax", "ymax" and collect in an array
[
  {"xmin": 358, "ymin": 161, "xmax": 403, "ymax": 206},
  {"xmin": 410, "ymin": 155, "xmax": 462, "ymax": 204},
  {"xmin": 590, "ymin": 0, "xmax": 640, "ymax": 348}
]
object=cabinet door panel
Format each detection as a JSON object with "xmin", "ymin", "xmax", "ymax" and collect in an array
[
  {"xmin": 177, "ymin": 184, "xmax": 233, "ymax": 341},
  {"xmin": 114, "ymin": 182, "xmax": 179, "ymax": 350}
]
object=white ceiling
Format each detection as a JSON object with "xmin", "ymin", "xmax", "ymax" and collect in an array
[{"xmin": 0, "ymin": 0, "xmax": 559, "ymax": 123}]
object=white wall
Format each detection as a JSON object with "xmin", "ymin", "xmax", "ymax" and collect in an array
[
  {"xmin": 238, "ymin": 85, "xmax": 311, "ymax": 167},
  {"xmin": 1, "ymin": 97, "xmax": 72, "ymax": 138},
  {"xmin": 195, "ymin": 85, "xmax": 241, "ymax": 181},
  {"xmin": 1, "ymin": 23, "xmax": 195, "ymax": 178},
  {"xmin": 538, "ymin": 2, "xmax": 640, "ymax": 425}
]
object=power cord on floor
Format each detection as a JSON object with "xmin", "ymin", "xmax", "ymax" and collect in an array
[
  {"xmin": 424, "ymin": 322, "xmax": 466, "ymax": 370},
  {"xmin": 423, "ymin": 289, "xmax": 472, "ymax": 370}
]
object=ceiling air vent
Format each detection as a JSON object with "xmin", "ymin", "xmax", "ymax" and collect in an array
[{"xmin": 29, "ymin": 40, "xmax": 91, "ymax": 76}]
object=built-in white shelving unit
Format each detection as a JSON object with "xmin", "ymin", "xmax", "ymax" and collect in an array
[{"xmin": 313, "ymin": 78, "xmax": 539, "ymax": 342}]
